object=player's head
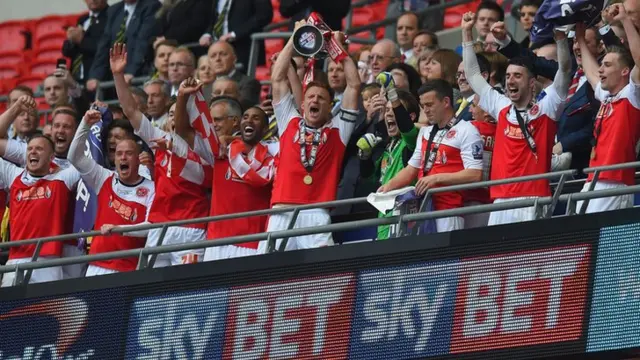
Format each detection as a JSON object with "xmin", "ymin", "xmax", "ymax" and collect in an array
[
  {"xmin": 302, "ymin": 81, "xmax": 334, "ymax": 127},
  {"xmin": 505, "ymin": 56, "xmax": 536, "ymax": 107},
  {"xmin": 418, "ymin": 79, "xmax": 455, "ymax": 126},
  {"xmin": 210, "ymin": 96, "xmax": 242, "ymax": 138},
  {"xmin": 26, "ymin": 135, "xmax": 56, "ymax": 176},
  {"xmin": 115, "ymin": 138, "xmax": 141, "ymax": 185},
  {"xmin": 51, "ymin": 108, "xmax": 78, "ymax": 157},
  {"xmin": 104, "ymin": 119, "xmax": 135, "ymax": 165},
  {"xmin": 471, "ymin": 92, "xmax": 497, "ymax": 122},
  {"xmin": 599, "ymin": 45, "xmax": 633, "ymax": 93},
  {"xmin": 384, "ymin": 89, "xmax": 419, "ymax": 137},
  {"xmin": 241, "ymin": 106, "xmax": 268, "ymax": 145}
]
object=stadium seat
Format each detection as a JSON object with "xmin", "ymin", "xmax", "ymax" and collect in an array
[
  {"xmin": 255, "ymin": 65, "xmax": 270, "ymax": 82},
  {"xmin": 265, "ymin": 38, "xmax": 284, "ymax": 62},
  {"xmin": 0, "ymin": 64, "xmax": 22, "ymax": 79},
  {"xmin": 0, "ymin": 78, "xmax": 17, "ymax": 96},
  {"xmin": 33, "ymin": 15, "xmax": 69, "ymax": 42},
  {"xmin": 444, "ymin": 0, "xmax": 481, "ymax": 29},
  {"xmin": 30, "ymin": 59, "xmax": 59, "ymax": 76},
  {"xmin": 35, "ymin": 97, "xmax": 50, "ymax": 126},
  {"xmin": 0, "ymin": 21, "xmax": 29, "ymax": 52},
  {"xmin": 0, "ymin": 51, "xmax": 26, "ymax": 66},
  {"xmin": 34, "ymin": 31, "xmax": 67, "ymax": 50},
  {"xmin": 34, "ymin": 46, "xmax": 64, "ymax": 61},
  {"xmin": 344, "ymin": 7, "xmax": 374, "ymax": 29},
  {"xmin": 15, "ymin": 74, "xmax": 46, "ymax": 92}
]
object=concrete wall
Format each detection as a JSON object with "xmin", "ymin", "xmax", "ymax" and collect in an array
[{"xmin": 0, "ymin": 0, "xmax": 119, "ymax": 22}]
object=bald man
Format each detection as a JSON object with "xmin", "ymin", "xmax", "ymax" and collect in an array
[
  {"xmin": 369, "ymin": 39, "xmax": 401, "ymax": 80},
  {"xmin": 207, "ymin": 41, "xmax": 260, "ymax": 108}
]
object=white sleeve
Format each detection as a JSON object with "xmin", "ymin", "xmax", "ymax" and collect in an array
[
  {"xmin": 69, "ymin": 119, "xmax": 112, "ymax": 191},
  {"xmin": 135, "ymin": 114, "xmax": 169, "ymax": 145},
  {"xmin": 459, "ymin": 123, "xmax": 484, "ymax": 170},
  {"xmin": 4, "ymin": 139, "xmax": 26, "ymax": 166},
  {"xmin": 623, "ymin": 74, "xmax": 640, "ymax": 109},
  {"xmin": 0, "ymin": 157, "xmax": 24, "ymax": 187},
  {"xmin": 408, "ymin": 127, "xmax": 427, "ymax": 169},
  {"xmin": 273, "ymin": 91, "xmax": 301, "ymax": 137},
  {"xmin": 594, "ymin": 82, "xmax": 608, "ymax": 102},
  {"xmin": 138, "ymin": 165, "xmax": 152, "ymax": 181},
  {"xmin": 59, "ymin": 167, "xmax": 81, "ymax": 190},
  {"xmin": 171, "ymin": 133, "xmax": 190, "ymax": 159},
  {"xmin": 538, "ymin": 83, "xmax": 564, "ymax": 122},
  {"xmin": 332, "ymin": 108, "xmax": 359, "ymax": 145},
  {"xmin": 478, "ymin": 86, "xmax": 512, "ymax": 121},
  {"xmin": 193, "ymin": 135, "xmax": 216, "ymax": 166}
]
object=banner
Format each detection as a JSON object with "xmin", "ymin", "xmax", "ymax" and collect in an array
[{"xmin": 72, "ymin": 106, "xmax": 113, "ymax": 247}]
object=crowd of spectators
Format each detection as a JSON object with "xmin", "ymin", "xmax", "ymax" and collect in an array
[{"xmin": 1, "ymin": 0, "xmax": 640, "ymax": 286}]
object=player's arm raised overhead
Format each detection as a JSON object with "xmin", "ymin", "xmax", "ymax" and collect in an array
[
  {"xmin": 68, "ymin": 109, "xmax": 111, "ymax": 189},
  {"xmin": 270, "ymin": 21, "xmax": 302, "ymax": 105},
  {"xmin": 616, "ymin": 4, "xmax": 640, "ymax": 85},
  {"xmin": 551, "ymin": 29, "xmax": 572, "ymax": 100},
  {"xmin": 575, "ymin": 23, "xmax": 600, "ymax": 89},
  {"xmin": 339, "ymin": 33, "xmax": 361, "ymax": 113},
  {"xmin": 111, "ymin": 43, "xmax": 143, "ymax": 129},
  {"xmin": 461, "ymin": 12, "xmax": 492, "ymax": 98},
  {"xmin": 173, "ymin": 78, "xmax": 204, "ymax": 149}
]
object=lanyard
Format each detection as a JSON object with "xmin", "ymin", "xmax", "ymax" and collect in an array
[
  {"xmin": 298, "ymin": 119, "xmax": 322, "ymax": 173},
  {"xmin": 423, "ymin": 124, "xmax": 451, "ymax": 175},
  {"xmin": 512, "ymin": 105, "xmax": 538, "ymax": 161}
]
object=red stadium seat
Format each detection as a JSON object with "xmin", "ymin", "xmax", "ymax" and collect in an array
[
  {"xmin": 444, "ymin": 0, "xmax": 481, "ymax": 29},
  {"xmin": 344, "ymin": 7, "xmax": 374, "ymax": 29},
  {"xmin": 34, "ymin": 31, "xmax": 67, "ymax": 50},
  {"xmin": 0, "ymin": 78, "xmax": 17, "ymax": 96},
  {"xmin": 0, "ymin": 64, "xmax": 22, "ymax": 79},
  {"xmin": 255, "ymin": 65, "xmax": 270, "ymax": 82},
  {"xmin": 264, "ymin": 38, "xmax": 284, "ymax": 62},
  {"xmin": 15, "ymin": 74, "xmax": 46, "ymax": 92},
  {"xmin": 33, "ymin": 15, "xmax": 69, "ymax": 42},
  {"xmin": 34, "ymin": 46, "xmax": 64, "ymax": 61},
  {"xmin": 30, "ymin": 59, "xmax": 59, "ymax": 76},
  {"xmin": 0, "ymin": 21, "xmax": 29, "ymax": 52},
  {"xmin": 0, "ymin": 51, "xmax": 26, "ymax": 66}
]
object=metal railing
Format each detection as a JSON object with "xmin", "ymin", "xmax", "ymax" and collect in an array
[{"xmin": 1, "ymin": 160, "xmax": 639, "ymax": 285}]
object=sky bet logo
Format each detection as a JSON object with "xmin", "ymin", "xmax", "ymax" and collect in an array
[{"xmin": 0, "ymin": 297, "xmax": 96, "ymax": 360}]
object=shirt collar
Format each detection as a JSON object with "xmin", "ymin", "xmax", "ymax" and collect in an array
[{"xmin": 124, "ymin": 1, "xmax": 137, "ymax": 15}]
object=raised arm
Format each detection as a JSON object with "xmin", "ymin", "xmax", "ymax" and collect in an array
[
  {"xmin": 552, "ymin": 31, "xmax": 572, "ymax": 100},
  {"xmin": 288, "ymin": 61, "xmax": 303, "ymax": 109},
  {"xmin": 340, "ymin": 34, "xmax": 361, "ymax": 112},
  {"xmin": 0, "ymin": 96, "xmax": 36, "ymax": 139},
  {"xmin": 271, "ymin": 21, "xmax": 304, "ymax": 103},
  {"xmin": 616, "ymin": 4, "xmax": 640, "ymax": 84},
  {"xmin": 110, "ymin": 43, "xmax": 143, "ymax": 129},
  {"xmin": 576, "ymin": 23, "xmax": 600, "ymax": 89},
  {"xmin": 461, "ymin": 12, "xmax": 492, "ymax": 98},
  {"xmin": 174, "ymin": 78, "xmax": 203, "ymax": 149},
  {"xmin": 69, "ymin": 110, "xmax": 102, "ymax": 175}
]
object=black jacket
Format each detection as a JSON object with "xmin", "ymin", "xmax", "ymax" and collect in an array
[
  {"xmin": 156, "ymin": 0, "xmax": 212, "ymax": 44},
  {"xmin": 61, "ymin": 7, "xmax": 109, "ymax": 82},
  {"xmin": 280, "ymin": 0, "xmax": 350, "ymax": 30}
]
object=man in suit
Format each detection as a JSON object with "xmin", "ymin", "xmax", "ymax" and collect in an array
[
  {"xmin": 280, "ymin": 0, "xmax": 350, "ymax": 31},
  {"xmin": 207, "ymin": 41, "xmax": 260, "ymax": 108},
  {"xmin": 62, "ymin": 0, "xmax": 109, "ymax": 85},
  {"xmin": 198, "ymin": 0, "xmax": 273, "ymax": 70},
  {"xmin": 493, "ymin": 22, "xmax": 610, "ymax": 175},
  {"xmin": 85, "ymin": 0, "xmax": 161, "ymax": 93},
  {"xmin": 455, "ymin": 54, "xmax": 490, "ymax": 122}
]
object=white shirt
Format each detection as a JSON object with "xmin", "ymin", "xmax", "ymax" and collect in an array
[
  {"xmin": 124, "ymin": 1, "xmax": 137, "ymax": 28},
  {"xmin": 401, "ymin": 48, "xmax": 414, "ymax": 62},
  {"xmin": 151, "ymin": 113, "xmax": 168, "ymax": 129}
]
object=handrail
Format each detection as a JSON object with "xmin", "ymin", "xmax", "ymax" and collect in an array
[
  {"xmin": 3, "ymin": 182, "xmax": 640, "ymax": 277},
  {"xmin": 0, "ymin": 163, "xmax": 623, "ymax": 250},
  {"xmin": 583, "ymin": 161, "xmax": 640, "ymax": 173}
]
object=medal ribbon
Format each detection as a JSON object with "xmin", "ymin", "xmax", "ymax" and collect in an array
[
  {"xmin": 228, "ymin": 139, "xmax": 275, "ymax": 187},
  {"xmin": 299, "ymin": 119, "xmax": 322, "ymax": 174},
  {"xmin": 423, "ymin": 125, "xmax": 451, "ymax": 176}
]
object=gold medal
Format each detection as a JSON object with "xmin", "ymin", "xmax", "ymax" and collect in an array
[
  {"xmin": 303, "ymin": 174, "xmax": 313, "ymax": 185},
  {"xmin": 590, "ymin": 147, "xmax": 596, "ymax": 160}
]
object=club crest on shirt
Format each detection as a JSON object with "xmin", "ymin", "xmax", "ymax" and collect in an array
[
  {"xmin": 108, "ymin": 195, "xmax": 138, "ymax": 222},
  {"xmin": 160, "ymin": 157, "xmax": 168, "ymax": 168},
  {"xmin": 446, "ymin": 129, "xmax": 457, "ymax": 139},
  {"xmin": 529, "ymin": 104, "xmax": 540, "ymax": 117},
  {"xmin": 15, "ymin": 185, "xmax": 52, "ymax": 202},
  {"xmin": 136, "ymin": 187, "xmax": 150, "ymax": 197}
]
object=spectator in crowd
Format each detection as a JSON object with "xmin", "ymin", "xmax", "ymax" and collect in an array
[
  {"xmin": 43, "ymin": 75, "xmax": 70, "ymax": 108},
  {"xmin": 455, "ymin": 54, "xmax": 490, "ymax": 122},
  {"xmin": 86, "ymin": 0, "xmax": 161, "ymax": 93},
  {"xmin": 110, "ymin": 46, "xmax": 212, "ymax": 266},
  {"xmin": 172, "ymin": 80, "xmax": 276, "ymax": 260},
  {"xmin": 62, "ymin": 0, "xmax": 109, "ymax": 84},
  {"xmin": 130, "ymin": 86, "xmax": 149, "ymax": 114},
  {"xmin": 396, "ymin": 12, "xmax": 420, "ymax": 62},
  {"xmin": 328, "ymin": 59, "xmax": 347, "ymax": 115},
  {"xmin": 482, "ymin": 31, "xmax": 500, "ymax": 53},
  {"xmin": 409, "ymin": 30, "xmax": 438, "ymax": 69},
  {"xmin": 68, "ymin": 109, "xmax": 155, "ymax": 277},
  {"xmin": 109, "ymin": 104, "xmax": 126, "ymax": 120},
  {"xmin": 150, "ymin": 39, "xmax": 177, "ymax": 81},
  {"xmin": 199, "ymin": 0, "xmax": 273, "ymax": 69},
  {"xmin": 418, "ymin": 49, "xmax": 462, "ymax": 124},
  {"xmin": 359, "ymin": 82, "xmax": 419, "ymax": 239},
  {"xmin": 153, "ymin": 0, "xmax": 211, "ymax": 48},
  {"xmin": 370, "ymin": 39, "xmax": 401, "ymax": 80},
  {"xmin": 478, "ymin": 51, "xmax": 508, "ymax": 88},
  {"xmin": 207, "ymin": 41, "xmax": 261, "ymax": 107},
  {"xmin": 196, "ymin": 55, "xmax": 215, "ymax": 85},
  {"xmin": 575, "ymin": 5, "xmax": 640, "ymax": 213},
  {"xmin": 517, "ymin": 0, "xmax": 541, "ymax": 48},
  {"xmin": 380, "ymin": 79, "xmax": 484, "ymax": 232},
  {"xmin": 168, "ymin": 47, "xmax": 196, "ymax": 96},
  {"xmin": 257, "ymin": 23, "xmax": 359, "ymax": 252},
  {"xmin": 7, "ymin": 86, "xmax": 34, "ymax": 108},
  {"xmin": 386, "ymin": 62, "xmax": 422, "ymax": 98},
  {"xmin": 211, "ymin": 77, "xmax": 240, "ymax": 100},
  {"xmin": 280, "ymin": 0, "xmax": 350, "ymax": 31},
  {"xmin": 384, "ymin": 0, "xmax": 444, "ymax": 37},
  {"xmin": 0, "ymin": 96, "xmax": 38, "ymax": 144},
  {"xmin": 354, "ymin": 46, "xmax": 373, "ymax": 83},
  {"xmin": 454, "ymin": 1, "xmax": 504, "ymax": 55},
  {"xmin": 143, "ymin": 79, "xmax": 171, "ymax": 128},
  {"xmin": 462, "ymin": 11, "xmax": 571, "ymax": 225},
  {"xmin": 0, "ymin": 135, "xmax": 80, "ymax": 286}
]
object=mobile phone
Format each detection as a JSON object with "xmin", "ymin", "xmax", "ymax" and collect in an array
[{"xmin": 56, "ymin": 58, "xmax": 67, "ymax": 70}]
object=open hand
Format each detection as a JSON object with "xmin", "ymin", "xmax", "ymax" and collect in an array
[
  {"xmin": 100, "ymin": 224, "xmax": 116, "ymax": 235},
  {"xmin": 109, "ymin": 43, "xmax": 127, "ymax": 74},
  {"xmin": 415, "ymin": 174, "xmax": 441, "ymax": 196}
]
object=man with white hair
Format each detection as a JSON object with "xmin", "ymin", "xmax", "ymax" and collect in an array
[
  {"xmin": 369, "ymin": 39, "xmax": 401, "ymax": 81},
  {"xmin": 143, "ymin": 79, "xmax": 171, "ymax": 128},
  {"xmin": 208, "ymin": 41, "xmax": 260, "ymax": 107}
]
